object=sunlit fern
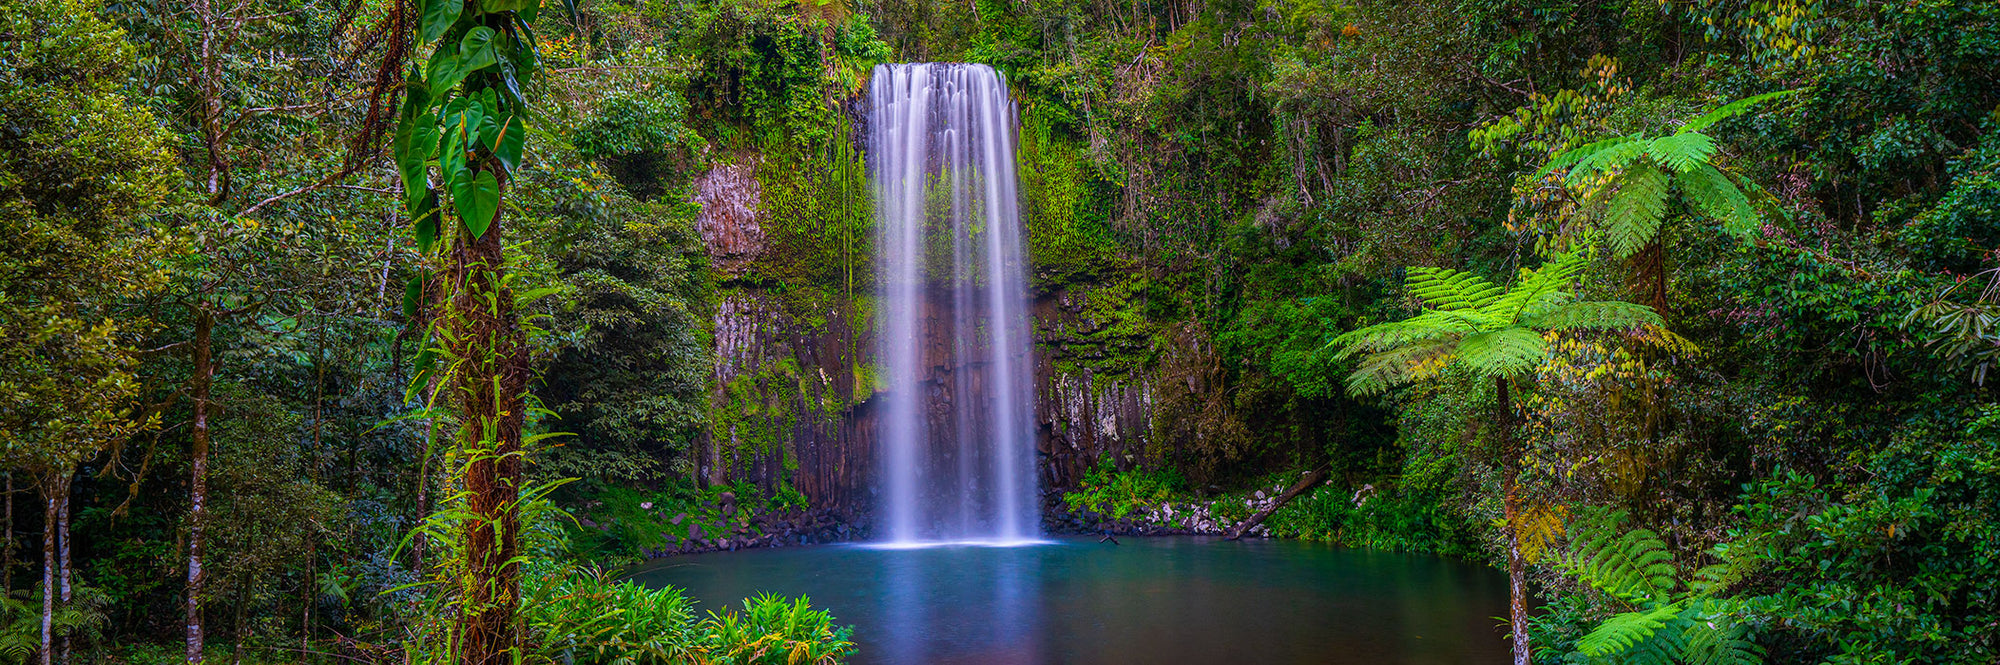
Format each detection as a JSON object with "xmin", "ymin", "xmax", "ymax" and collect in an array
[
  {"xmin": 1536, "ymin": 90, "xmax": 1802, "ymax": 258},
  {"xmin": 1330, "ymin": 247, "xmax": 1664, "ymax": 395}
]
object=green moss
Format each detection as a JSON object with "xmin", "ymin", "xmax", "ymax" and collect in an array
[{"xmin": 1018, "ymin": 108, "xmax": 1126, "ymax": 289}]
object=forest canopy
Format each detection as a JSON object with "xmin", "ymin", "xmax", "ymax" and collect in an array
[{"xmin": 0, "ymin": 0, "xmax": 1995, "ymax": 662}]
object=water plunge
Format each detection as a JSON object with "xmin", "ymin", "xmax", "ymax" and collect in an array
[{"xmin": 870, "ymin": 63, "xmax": 1039, "ymax": 544}]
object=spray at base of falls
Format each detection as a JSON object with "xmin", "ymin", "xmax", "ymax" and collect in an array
[{"xmin": 870, "ymin": 63, "xmax": 1040, "ymax": 545}]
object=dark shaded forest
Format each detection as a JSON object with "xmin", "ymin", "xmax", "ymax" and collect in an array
[{"xmin": 1, "ymin": 0, "xmax": 1995, "ymax": 662}]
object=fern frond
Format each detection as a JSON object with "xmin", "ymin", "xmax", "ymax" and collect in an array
[
  {"xmin": 1406, "ymin": 266, "xmax": 1505, "ymax": 311},
  {"xmin": 1577, "ymin": 603, "xmax": 1683, "ymax": 657},
  {"xmin": 1678, "ymin": 89, "xmax": 1804, "ymax": 135},
  {"xmin": 1455, "ymin": 327, "xmax": 1549, "ymax": 378},
  {"xmin": 1329, "ymin": 313, "xmax": 1478, "ymax": 358},
  {"xmin": 1537, "ymin": 136, "xmax": 1639, "ymax": 182},
  {"xmin": 1604, "ymin": 162, "xmax": 1671, "ymax": 258},
  {"xmin": 1524, "ymin": 300, "xmax": 1663, "ymax": 332},
  {"xmin": 1567, "ymin": 507, "xmax": 1678, "ymax": 602},
  {"xmin": 1646, "ymin": 133, "xmax": 1717, "ymax": 173},
  {"xmin": 1680, "ymin": 601, "xmax": 1763, "ymax": 665},
  {"xmin": 1676, "ymin": 164, "xmax": 1758, "ymax": 236},
  {"xmin": 1567, "ymin": 138, "xmax": 1651, "ymax": 183},
  {"xmin": 1343, "ymin": 338, "xmax": 1459, "ymax": 396},
  {"xmin": 1482, "ymin": 249, "xmax": 1589, "ymax": 321}
]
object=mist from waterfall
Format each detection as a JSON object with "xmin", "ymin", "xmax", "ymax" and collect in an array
[{"xmin": 870, "ymin": 63, "xmax": 1039, "ymax": 545}]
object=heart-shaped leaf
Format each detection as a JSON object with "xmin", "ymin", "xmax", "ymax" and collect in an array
[
  {"xmin": 420, "ymin": 0, "xmax": 463, "ymax": 43},
  {"xmin": 453, "ymin": 170, "xmax": 501, "ymax": 239},
  {"xmin": 396, "ymin": 113, "xmax": 438, "ymax": 211},
  {"xmin": 458, "ymin": 27, "xmax": 499, "ymax": 74},
  {"xmin": 412, "ymin": 192, "xmax": 441, "ymax": 253},
  {"xmin": 402, "ymin": 276, "xmax": 424, "ymax": 319},
  {"xmin": 425, "ymin": 45, "xmax": 466, "ymax": 94},
  {"xmin": 492, "ymin": 115, "xmax": 526, "ymax": 173}
]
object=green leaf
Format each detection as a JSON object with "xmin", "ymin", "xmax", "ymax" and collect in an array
[
  {"xmin": 459, "ymin": 27, "xmax": 499, "ymax": 74},
  {"xmin": 402, "ymin": 277, "xmax": 423, "ymax": 319},
  {"xmin": 492, "ymin": 114, "xmax": 526, "ymax": 173},
  {"xmin": 406, "ymin": 346, "xmax": 438, "ymax": 404},
  {"xmin": 1677, "ymin": 164, "xmax": 1760, "ymax": 237},
  {"xmin": 1646, "ymin": 132, "xmax": 1717, "ymax": 173},
  {"xmin": 1406, "ymin": 267, "xmax": 1505, "ymax": 311},
  {"xmin": 1567, "ymin": 137, "xmax": 1649, "ymax": 182},
  {"xmin": 453, "ymin": 170, "xmax": 501, "ymax": 239},
  {"xmin": 425, "ymin": 42, "xmax": 467, "ymax": 95},
  {"xmin": 413, "ymin": 196, "xmax": 440, "ymax": 253},
  {"xmin": 1679, "ymin": 88, "xmax": 1804, "ymax": 135},
  {"xmin": 1455, "ymin": 327, "xmax": 1548, "ymax": 378},
  {"xmin": 1578, "ymin": 604, "xmax": 1683, "ymax": 657},
  {"xmin": 420, "ymin": 0, "xmax": 463, "ymax": 44},
  {"xmin": 1604, "ymin": 162, "xmax": 1671, "ymax": 258},
  {"xmin": 1524, "ymin": 300, "xmax": 1663, "ymax": 332},
  {"xmin": 1536, "ymin": 136, "xmax": 1636, "ymax": 182},
  {"xmin": 480, "ymin": 0, "xmax": 540, "ymax": 12},
  {"xmin": 395, "ymin": 113, "xmax": 437, "ymax": 212}
]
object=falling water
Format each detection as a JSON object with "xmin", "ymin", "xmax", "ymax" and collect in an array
[{"xmin": 871, "ymin": 63, "xmax": 1039, "ymax": 545}]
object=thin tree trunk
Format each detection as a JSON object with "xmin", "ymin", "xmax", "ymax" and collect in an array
[
  {"xmin": 56, "ymin": 483, "xmax": 69, "ymax": 665},
  {"xmin": 38, "ymin": 472, "xmax": 57, "ymax": 664},
  {"xmin": 302, "ymin": 316, "xmax": 324, "ymax": 652},
  {"xmin": 1497, "ymin": 376, "xmax": 1530, "ymax": 665},
  {"xmin": 187, "ymin": 308, "xmax": 214, "ymax": 665},
  {"xmin": 6, "ymin": 471, "xmax": 14, "ymax": 593},
  {"xmin": 232, "ymin": 585, "xmax": 247, "ymax": 665},
  {"xmin": 449, "ymin": 172, "xmax": 526, "ymax": 665}
]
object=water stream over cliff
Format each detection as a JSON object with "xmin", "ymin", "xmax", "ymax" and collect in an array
[{"xmin": 870, "ymin": 63, "xmax": 1039, "ymax": 544}]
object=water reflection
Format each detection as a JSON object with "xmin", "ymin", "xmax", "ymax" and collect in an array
[{"xmin": 630, "ymin": 536, "xmax": 1509, "ymax": 665}]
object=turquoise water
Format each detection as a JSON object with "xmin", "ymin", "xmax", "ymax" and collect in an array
[{"xmin": 628, "ymin": 536, "xmax": 1511, "ymax": 664}]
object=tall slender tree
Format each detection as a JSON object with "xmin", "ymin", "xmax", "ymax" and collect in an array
[
  {"xmin": 1330, "ymin": 247, "xmax": 1665, "ymax": 665},
  {"xmin": 393, "ymin": 1, "xmax": 544, "ymax": 661}
]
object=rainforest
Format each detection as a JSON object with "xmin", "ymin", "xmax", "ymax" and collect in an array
[{"xmin": 1, "ymin": 0, "xmax": 1996, "ymax": 662}]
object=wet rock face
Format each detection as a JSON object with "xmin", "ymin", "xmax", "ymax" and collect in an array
[
  {"xmin": 685, "ymin": 159, "xmax": 1160, "ymax": 524},
  {"xmin": 692, "ymin": 159, "xmax": 766, "ymax": 275}
]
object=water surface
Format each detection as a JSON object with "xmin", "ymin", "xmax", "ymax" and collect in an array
[{"xmin": 629, "ymin": 536, "xmax": 1510, "ymax": 664}]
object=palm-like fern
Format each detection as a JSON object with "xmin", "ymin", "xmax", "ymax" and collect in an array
[
  {"xmin": 1331, "ymin": 248, "xmax": 1664, "ymax": 394},
  {"xmin": 1536, "ymin": 90, "xmax": 1800, "ymax": 258},
  {"xmin": 1560, "ymin": 507, "xmax": 1764, "ymax": 665}
]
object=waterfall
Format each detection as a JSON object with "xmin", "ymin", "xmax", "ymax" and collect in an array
[{"xmin": 870, "ymin": 63, "xmax": 1039, "ymax": 545}]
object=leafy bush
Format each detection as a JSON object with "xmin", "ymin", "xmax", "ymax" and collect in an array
[
  {"xmin": 524, "ymin": 563, "xmax": 854, "ymax": 665},
  {"xmin": 566, "ymin": 481, "xmax": 812, "ymax": 562},
  {"xmin": 1062, "ymin": 456, "xmax": 1187, "ymax": 519}
]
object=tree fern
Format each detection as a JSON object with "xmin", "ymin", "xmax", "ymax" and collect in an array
[
  {"xmin": 1676, "ymin": 164, "xmax": 1759, "ymax": 237},
  {"xmin": 1332, "ymin": 248, "xmax": 1661, "ymax": 393},
  {"xmin": 1604, "ymin": 162, "xmax": 1673, "ymax": 257},
  {"xmin": 1407, "ymin": 266, "xmax": 1506, "ymax": 311},
  {"xmin": 1536, "ymin": 90, "xmax": 1801, "ymax": 258},
  {"xmin": 1646, "ymin": 133, "xmax": 1718, "ymax": 174},
  {"xmin": 1677, "ymin": 89, "xmax": 1803, "ymax": 135}
]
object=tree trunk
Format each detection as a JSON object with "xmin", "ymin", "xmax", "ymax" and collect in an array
[
  {"xmin": 1497, "ymin": 376, "xmax": 1530, "ymax": 665},
  {"xmin": 56, "ymin": 481, "xmax": 69, "ymax": 665},
  {"xmin": 448, "ymin": 173, "xmax": 526, "ymax": 665},
  {"xmin": 6, "ymin": 471, "xmax": 14, "ymax": 593},
  {"xmin": 38, "ymin": 472, "xmax": 60, "ymax": 665},
  {"xmin": 1224, "ymin": 467, "xmax": 1328, "ymax": 540},
  {"xmin": 187, "ymin": 308, "xmax": 214, "ymax": 665}
]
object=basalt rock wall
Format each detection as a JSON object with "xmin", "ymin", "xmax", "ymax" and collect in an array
[{"xmin": 688, "ymin": 156, "xmax": 1160, "ymax": 519}]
